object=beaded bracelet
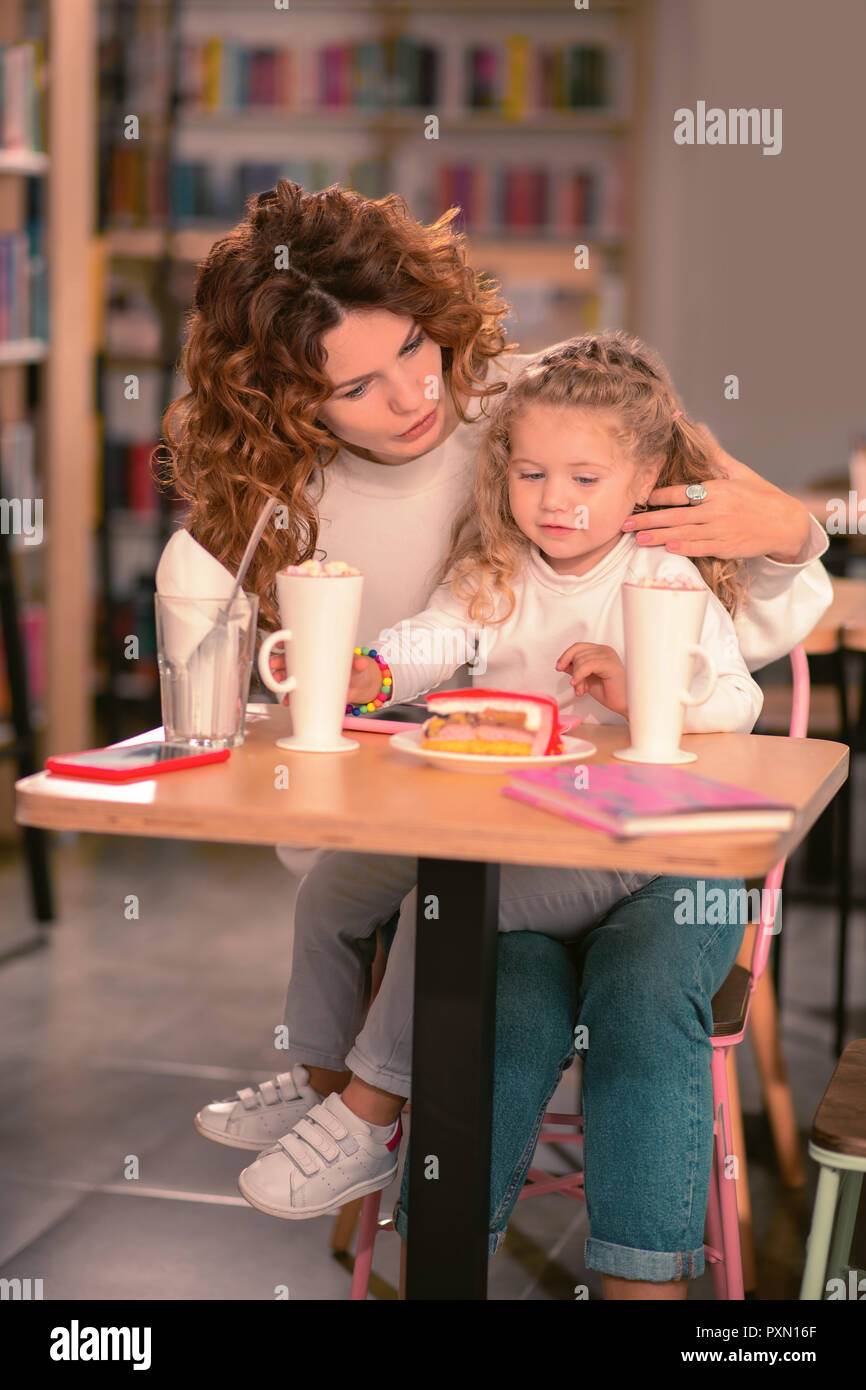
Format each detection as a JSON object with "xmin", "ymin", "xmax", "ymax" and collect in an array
[{"xmin": 346, "ymin": 647, "xmax": 393, "ymax": 716}]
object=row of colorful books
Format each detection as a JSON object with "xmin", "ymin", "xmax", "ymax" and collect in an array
[
  {"xmin": 170, "ymin": 37, "xmax": 614, "ymax": 115},
  {"xmin": 106, "ymin": 150, "xmax": 313, "ymax": 225},
  {"xmin": 103, "ymin": 441, "xmax": 163, "ymax": 517},
  {"xmin": 104, "ymin": 148, "xmax": 171, "ymax": 226},
  {"xmin": 0, "ymin": 419, "xmax": 36, "ymax": 511},
  {"xmin": 437, "ymin": 165, "xmax": 614, "ymax": 235},
  {"xmin": 0, "ymin": 231, "xmax": 47, "ymax": 342},
  {"xmin": 0, "ymin": 40, "xmax": 44, "ymax": 153},
  {"xmin": 106, "ymin": 150, "xmax": 395, "ymax": 224},
  {"xmin": 91, "ymin": 582, "xmax": 160, "ymax": 705},
  {"xmin": 0, "ymin": 602, "xmax": 44, "ymax": 716},
  {"xmin": 101, "ymin": 587, "xmax": 159, "ymax": 664},
  {"xmin": 104, "ymin": 150, "xmax": 623, "ymax": 236}
]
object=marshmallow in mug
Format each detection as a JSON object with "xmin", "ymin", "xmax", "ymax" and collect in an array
[{"xmin": 281, "ymin": 559, "xmax": 361, "ymax": 576}]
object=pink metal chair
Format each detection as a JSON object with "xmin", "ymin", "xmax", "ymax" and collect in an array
[{"xmin": 347, "ymin": 645, "xmax": 811, "ymax": 1300}]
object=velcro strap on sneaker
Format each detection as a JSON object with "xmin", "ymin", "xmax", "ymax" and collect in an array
[
  {"xmin": 258, "ymin": 1080, "xmax": 280, "ymax": 1107},
  {"xmin": 306, "ymin": 1103, "xmax": 349, "ymax": 1142},
  {"xmin": 303, "ymin": 1106, "xmax": 361, "ymax": 1158},
  {"xmin": 293, "ymin": 1114, "xmax": 341, "ymax": 1162},
  {"xmin": 275, "ymin": 1071, "xmax": 298, "ymax": 1098},
  {"xmin": 277, "ymin": 1131, "xmax": 322, "ymax": 1177},
  {"xmin": 237, "ymin": 1087, "xmax": 258, "ymax": 1111}
]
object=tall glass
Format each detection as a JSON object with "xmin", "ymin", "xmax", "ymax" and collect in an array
[{"xmin": 154, "ymin": 593, "xmax": 259, "ymax": 749}]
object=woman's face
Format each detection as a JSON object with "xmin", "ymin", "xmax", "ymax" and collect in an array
[
  {"xmin": 507, "ymin": 403, "xmax": 656, "ymax": 576},
  {"xmin": 316, "ymin": 309, "xmax": 453, "ymax": 464}
]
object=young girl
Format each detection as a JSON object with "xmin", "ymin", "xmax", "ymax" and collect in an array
[{"xmin": 235, "ymin": 330, "xmax": 763, "ymax": 1229}]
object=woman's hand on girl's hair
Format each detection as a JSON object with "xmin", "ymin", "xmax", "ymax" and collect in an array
[
  {"xmin": 555, "ymin": 643, "xmax": 628, "ymax": 718},
  {"xmin": 621, "ymin": 424, "xmax": 812, "ymax": 562},
  {"xmin": 268, "ymin": 644, "xmax": 291, "ymax": 707},
  {"xmin": 346, "ymin": 653, "xmax": 383, "ymax": 708}
]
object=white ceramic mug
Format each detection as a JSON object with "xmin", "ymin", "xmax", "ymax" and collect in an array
[
  {"xmin": 613, "ymin": 581, "xmax": 718, "ymax": 765},
  {"xmin": 257, "ymin": 571, "xmax": 364, "ymax": 752}
]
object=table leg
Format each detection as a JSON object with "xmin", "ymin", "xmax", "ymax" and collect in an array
[{"xmin": 405, "ymin": 858, "xmax": 500, "ymax": 1299}]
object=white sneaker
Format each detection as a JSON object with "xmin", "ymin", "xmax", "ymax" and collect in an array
[
  {"xmin": 194, "ymin": 1066, "xmax": 322, "ymax": 1151},
  {"xmin": 237, "ymin": 1091, "xmax": 402, "ymax": 1219}
]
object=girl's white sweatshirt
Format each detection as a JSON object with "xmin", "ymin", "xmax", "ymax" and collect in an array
[{"xmin": 372, "ymin": 532, "xmax": 763, "ymax": 733}]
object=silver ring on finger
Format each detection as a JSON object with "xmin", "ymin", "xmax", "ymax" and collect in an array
[{"xmin": 685, "ymin": 483, "xmax": 708, "ymax": 506}]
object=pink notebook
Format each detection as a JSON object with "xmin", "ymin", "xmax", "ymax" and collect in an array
[{"xmin": 503, "ymin": 762, "xmax": 795, "ymax": 837}]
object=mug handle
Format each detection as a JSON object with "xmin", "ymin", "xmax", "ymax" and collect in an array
[
  {"xmin": 258, "ymin": 629, "xmax": 297, "ymax": 696},
  {"xmin": 681, "ymin": 644, "xmax": 718, "ymax": 707}
]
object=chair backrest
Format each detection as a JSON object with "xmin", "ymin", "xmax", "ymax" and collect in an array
[{"xmin": 749, "ymin": 643, "xmax": 810, "ymax": 985}]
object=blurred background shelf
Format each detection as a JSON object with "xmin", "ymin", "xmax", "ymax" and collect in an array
[
  {"xmin": 103, "ymin": 227, "xmax": 625, "ymax": 262},
  {"xmin": 0, "ymin": 338, "xmax": 48, "ymax": 364},
  {"xmin": 0, "ymin": 148, "xmax": 48, "ymax": 174}
]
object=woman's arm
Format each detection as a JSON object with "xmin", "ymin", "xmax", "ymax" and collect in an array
[
  {"xmin": 622, "ymin": 426, "xmax": 834, "ymax": 670},
  {"xmin": 732, "ymin": 517, "xmax": 834, "ymax": 669}
]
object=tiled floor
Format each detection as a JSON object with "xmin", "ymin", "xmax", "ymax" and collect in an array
[{"xmin": 0, "ymin": 784, "xmax": 864, "ymax": 1301}]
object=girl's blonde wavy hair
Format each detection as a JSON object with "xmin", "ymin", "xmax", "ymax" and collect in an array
[
  {"xmin": 435, "ymin": 330, "xmax": 748, "ymax": 623},
  {"xmin": 157, "ymin": 179, "xmax": 517, "ymax": 630}
]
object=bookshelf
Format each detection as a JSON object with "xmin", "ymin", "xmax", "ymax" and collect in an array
[
  {"xmin": 93, "ymin": 0, "xmax": 649, "ymax": 728},
  {"xmin": 0, "ymin": 0, "xmax": 96, "ymax": 848}
]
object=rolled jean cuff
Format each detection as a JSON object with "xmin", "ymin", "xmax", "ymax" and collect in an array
[
  {"xmin": 390, "ymin": 1200, "xmax": 505, "ymax": 1259},
  {"xmin": 584, "ymin": 1236, "xmax": 705, "ymax": 1282},
  {"xmin": 387, "ymin": 1045, "xmax": 575, "ymax": 1262},
  {"xmin": 345, "ymin": 1044, "xmax": 410, "ymax": 1099},
  {"xmin": 287, "ymin": 1044, "xmax": 351, "ymax": 1072}
]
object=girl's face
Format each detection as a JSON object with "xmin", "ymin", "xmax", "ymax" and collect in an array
[
  {"xmin": 507, "ymin": 403, "xmax": 656, "ymax": 576},
  {"xmin": 316, "ymin": 309, "xmax": 454, "ymax": 464}
]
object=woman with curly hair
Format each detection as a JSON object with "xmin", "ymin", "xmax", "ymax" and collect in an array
[{"xmin": 165, "ymin": 180, "xmax": 831, "ymax": 1299}]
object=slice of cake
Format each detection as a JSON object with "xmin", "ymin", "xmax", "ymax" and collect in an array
[{"xmin": 420, "ymin": 688, "xmax": 569, "ymax": 757}]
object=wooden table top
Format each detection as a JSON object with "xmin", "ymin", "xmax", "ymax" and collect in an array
[
  {"xmin": 803, "ymin": 577, "xmax": 866, "ymax": 654},
  {"xmin": 14, "ymin": 705, "xmax": 848, "ymax": 879}
]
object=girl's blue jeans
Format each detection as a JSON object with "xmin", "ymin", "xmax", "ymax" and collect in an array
[{"xmin": 390, "ymin": 873, "xmax": 746, "ymax": 1282}]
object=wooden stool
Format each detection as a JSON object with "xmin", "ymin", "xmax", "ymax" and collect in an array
[{"xmin": 800, "ymin": 1039, "xmax": 866, "ymax": 1299}]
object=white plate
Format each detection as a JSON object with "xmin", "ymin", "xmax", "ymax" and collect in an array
[{"xmin": 388, "ymin": 728, "xmax": 597, "ymax": 774}]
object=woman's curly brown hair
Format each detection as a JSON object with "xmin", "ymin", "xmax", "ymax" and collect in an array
[
  {"xmin": 435, "ymin": 329, "xmax": 749, "ymax": 622},
  {"xmin": 156, "ymin": 179, "xmax": 517, "ymax": 630}
]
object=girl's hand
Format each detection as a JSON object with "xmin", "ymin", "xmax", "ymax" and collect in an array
[
  {"xmin": 621, "ymin": 424, "xmax": 812, "ymax": 563},
  {"xmin": 268, "ymin": 643, "xmax": 291, "ymax": 707},
  {"xmin": 346, "ymin": 653, "xmax": 383, "ymax": 707},
  {"xmin": 555, "ymin": 643, "xmax": 628, "ymax": 718}
]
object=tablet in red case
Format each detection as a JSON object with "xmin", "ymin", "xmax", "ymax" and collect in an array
[{"xmin": 45, "ymin": 742, "xmax": 231, "ymax": 782}]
